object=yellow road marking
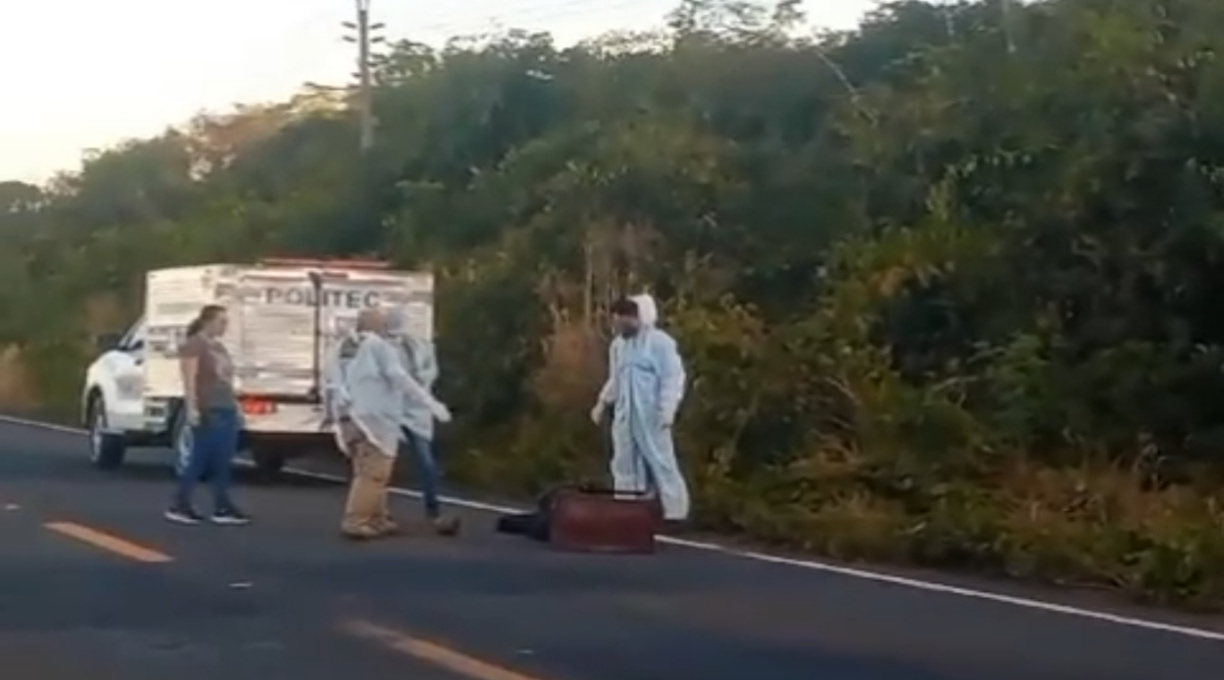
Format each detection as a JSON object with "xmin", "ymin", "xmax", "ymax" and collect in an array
[
  {"xmin": 44, "ymin": 521, "xmax": 173, "ymax": 563},
  {"xmin": 341, "ymin": 619, "xmax": 545, "ymax": 680}
]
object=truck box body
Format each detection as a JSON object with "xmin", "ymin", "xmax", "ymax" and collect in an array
[{"xmin": 142, "ymin": 262, "xmax": 433, "ymax": 434}]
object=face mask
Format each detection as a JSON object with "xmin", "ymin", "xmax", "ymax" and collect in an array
[{"xmin": 339, "ymin": 336, "xmax": 362, "ymax": 359}]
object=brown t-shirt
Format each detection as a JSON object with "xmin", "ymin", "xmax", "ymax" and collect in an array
[{"xmin": 180, "ymin": 334, "xmax": 236, "ymax": 410}]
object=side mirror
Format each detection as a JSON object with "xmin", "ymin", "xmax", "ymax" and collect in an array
[{"xmin": 95, "ymin": 333, "xmax": 123, "ymax": 351}]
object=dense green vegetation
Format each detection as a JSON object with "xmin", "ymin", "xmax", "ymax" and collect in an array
[{"xmin": 5, "ymin": 0, "xmax": 1224, "ymax": 607}]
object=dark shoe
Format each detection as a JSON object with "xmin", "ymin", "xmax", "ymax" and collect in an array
[
  {"xmin": 165, "ymin": 504, "xmax": 204, "ymax": 525},
  {"xmin": 661, "ymin": 519, "xmax": 690, "ymax": 534},
  {"xmin": 432, "ymin": 515, "xmax": 461, "ymax": 536},
  {"xmin": 211, "ymin": 506, "xmax": 252, "ymax": 526}
]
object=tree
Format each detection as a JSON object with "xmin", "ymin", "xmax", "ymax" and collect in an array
[{"xmin": 0, "ymin": 181, "xmax": 42, "ymax": 215}]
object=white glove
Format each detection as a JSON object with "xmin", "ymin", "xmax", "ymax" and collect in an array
[
  {"xmin": 589, "ymin": 402, "xmax": 606, "ymax": 425},
  {"xmin": 430, "ymin": 399, "xmax": 452, "ymax": 423}
]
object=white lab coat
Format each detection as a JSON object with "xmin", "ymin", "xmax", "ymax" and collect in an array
[{"xmin": 322, "ymin": 331, "xmax": 441, "ymax": 457}]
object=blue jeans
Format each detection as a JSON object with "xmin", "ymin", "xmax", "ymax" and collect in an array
[
  {"xmin": 174, "ymin": 407, "xmax": 240, "ymax": 511},
  {"xmin": 399, "ymin": 428, "xmax": 441, "ymax": 518}
]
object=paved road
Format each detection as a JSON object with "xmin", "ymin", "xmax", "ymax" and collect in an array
[{"xmin": 1, "ymin": 418, "xmax": 1222, "ymax": 680}]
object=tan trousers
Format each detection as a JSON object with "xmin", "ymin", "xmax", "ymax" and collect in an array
[{"xmin": 339, "ymin": 422, "xmax": 397, "ymax": 536}]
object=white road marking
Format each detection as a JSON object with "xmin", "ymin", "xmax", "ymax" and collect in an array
[{"xmin": 2, "ymin": 413, "xmax": 1222, "ymax": 642}]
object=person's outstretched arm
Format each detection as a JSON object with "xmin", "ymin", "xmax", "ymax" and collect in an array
[
  {"xmin": 371, "ymin": 336, "xmax": 450, "ymax": 420},
  {"xmin": 415, "ymin": 340, "xmax": 439, "ymax": 389},
  {"xmin": 320, "ymin": 344, "xmax": 350, "ymax": 421},
  {"xmin": 655, "ymin": 335, "xmax": 686, "ymax": 428},
  {"xmin": 178, "ymin": 337, "xmax": 203, "ymax": 423},
  {"xmin": 596, "ymin": 339, "xmax": 622, "ymax": 407}
]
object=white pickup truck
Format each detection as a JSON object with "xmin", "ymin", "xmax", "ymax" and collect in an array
[{"xmin": 81, "ymin": 259, "xmax": 433, "ymax": 478}]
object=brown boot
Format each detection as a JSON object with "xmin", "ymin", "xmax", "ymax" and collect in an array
[
  {"xmin": 340, "ymin": 522, "xmax": 383, "ymax": 541},
  {"xmin": 373, "ymin": 516, "xmax": 400, "ymax": 536},
  {"xmin": 340, "ymin": 521, "xmax": 386, "ymax": 543}
]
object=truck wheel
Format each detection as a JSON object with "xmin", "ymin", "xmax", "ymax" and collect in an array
[
  {"xmin": 251, "ymin": 447, "xmax": 286, "ymax": 480},
  {"xmin": 171, "ymin": 408, "xmax": 209, "ymax": 481},
  {"xmin": 87, "ymin": 396, "xmax": 126, "ymax": 470}
]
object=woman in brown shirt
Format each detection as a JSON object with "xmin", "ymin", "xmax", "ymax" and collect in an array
[{"xmin": 164, "ymin": 304, "xmax": 251, "ymax": 526}]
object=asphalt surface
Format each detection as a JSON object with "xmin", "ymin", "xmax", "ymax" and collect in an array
[{"xmin": 0, "ymin": 419, "xmax": 1222, "ymax": 680}]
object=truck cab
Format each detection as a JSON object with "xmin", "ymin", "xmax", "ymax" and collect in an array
[
  {"xmin": 81, "ymin": 313, "xmax": 264, "ymax": 476},
  {"xmin": 83, "ymin": 317, "xmax": 154, "ymax": 466}
]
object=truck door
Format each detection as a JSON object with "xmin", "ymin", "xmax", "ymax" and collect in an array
[
  {"xmin": 106, "ymin": 317, "xmax": 147, "ymax": 431},
  {"xmin": 234, "ymin": 268, "xmax": 319, "ymax": 400}
]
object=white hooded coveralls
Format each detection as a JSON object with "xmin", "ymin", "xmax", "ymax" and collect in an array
[
  {"xmin": 594, "ymin": 293, "xmax": 691, "ymax": 520},
  {"xmin": 386, "ymin": 307, "xmax": 442, "ymax": 441}
]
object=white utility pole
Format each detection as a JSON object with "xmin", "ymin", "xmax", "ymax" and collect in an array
[{"xmin": 343, "ymin": 0, "xmax": 385, "ymax": 153}]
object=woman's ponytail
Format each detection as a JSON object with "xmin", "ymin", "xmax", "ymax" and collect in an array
[
  {"xmin": 185, "ymin": 304, "xmax": 225, "ymax": 338},
  {"xmin": 185, "ymin": 316, "xmax": 205, "ymax": 337}
]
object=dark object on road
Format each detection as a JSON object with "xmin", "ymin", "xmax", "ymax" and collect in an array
[
  {"xmin": 550, "ymin": 485, "xmax": 660, "ymax": 554},
  {"xmin": 495, "ymin": 488, "xmax": 557, "ymax": 542},
  {"xmin": 495, "ymin": 483, "xmax": 661, "ymax": 554},
  {"xmin": 431, "ymin": 515, "xmax": 462, "ymax": 536}
]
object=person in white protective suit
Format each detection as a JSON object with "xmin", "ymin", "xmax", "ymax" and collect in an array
[
  {"xmin": 321, "ymin": 308, "xmax": 451, "ymax": 540},
  {"xmin": 589, "ymin": 294, "xmax": 691, "ymax": 521},
  {"xmin": 386, "ymin": 307, "xmax": 460, "ymax": 536}
]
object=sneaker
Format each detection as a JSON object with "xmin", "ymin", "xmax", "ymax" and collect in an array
[
  {"xmin": 211, "ymin": 506, "xmax": 252, "ymax": 526},
  {"xmin": 431, "ymin": 515, "xmax": 461, "ymax": 536},
  {"xmin": 165, "ymin": 505, "xmax": 204, "ymax": 525}
]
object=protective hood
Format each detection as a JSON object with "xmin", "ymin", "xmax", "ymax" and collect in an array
[
  {"xmin": 385, "ymin": 307, "xmax": 411, "ymax": 336},
  {"xmin": 631, "ymin": 293, "xmax": 659, "ymax": 327}
]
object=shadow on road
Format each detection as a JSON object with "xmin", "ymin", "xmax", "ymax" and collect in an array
[
  {"xmin": 0, "ymin": 447, "xmax": 340, "ymax": 490},
  {"xmin": 109, "ymin": 462, "xmax": 341, "ymax": 489}
]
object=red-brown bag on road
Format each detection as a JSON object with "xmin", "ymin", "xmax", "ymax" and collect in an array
[{"xmin": 548, "ymin": 485, "xmax": 662, "ymax": 554}]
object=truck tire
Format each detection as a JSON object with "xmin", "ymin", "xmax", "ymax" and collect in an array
[{"xmin": 87, "ymin": 395, "xmax": 127, "ymax": 470}]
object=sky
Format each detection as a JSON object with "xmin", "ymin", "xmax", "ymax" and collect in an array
[{"xmin": 0, "ymin": 0, "xmax": 878, "ymax": 183}]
